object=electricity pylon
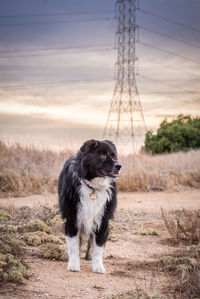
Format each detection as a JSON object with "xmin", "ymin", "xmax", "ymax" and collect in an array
[{"xmin": 104, "ymin": 0, "xmax": 146, "ymax": 152}]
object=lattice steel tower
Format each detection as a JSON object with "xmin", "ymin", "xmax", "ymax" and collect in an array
[{"xmin": 104, "ymin": 0, "xmax": 146, "ymax": 151}]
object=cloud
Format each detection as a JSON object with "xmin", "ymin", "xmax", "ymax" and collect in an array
[{"xmin": 0, "ymin": 112, "xmax": 104, "ymax": 149}]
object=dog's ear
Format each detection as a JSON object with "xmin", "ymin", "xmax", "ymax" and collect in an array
[{"xmin": 80, "ymin": 139, "xmax": 99, "ymax": 154}]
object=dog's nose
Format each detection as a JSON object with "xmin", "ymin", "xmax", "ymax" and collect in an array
[{"xmin": 114, "ymin": 163, "xmax": 121, "ymax": 171}]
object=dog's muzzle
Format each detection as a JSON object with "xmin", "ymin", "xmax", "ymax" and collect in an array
[{"xmin": 113, "ymin": 162, "xmax": 121, "ymax": 176}]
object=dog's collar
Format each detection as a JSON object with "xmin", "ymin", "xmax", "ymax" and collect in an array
[{"xmin": 83, "ymin": 180, "xmax": 96, "ymax": 200}]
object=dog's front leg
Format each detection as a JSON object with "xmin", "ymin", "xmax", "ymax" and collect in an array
[
  {"xmin": 66, "ymin": 234, "xmax": 80, "ymax": 272},
  {"xmin": 92, "ymin": 240, "xmax": 106, "ymax": 274},
  {"xmin": 92, "ymin": 223, "xmax": 108, "ymax": 274}
]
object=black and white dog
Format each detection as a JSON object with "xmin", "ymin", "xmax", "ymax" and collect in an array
[{"xmin": 58, "ymin": 139, "xmax": 121, "ymax": 274}]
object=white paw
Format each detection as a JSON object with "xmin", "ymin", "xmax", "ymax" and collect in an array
[
  {"xmin": 92, "ymin": 261, "xmax": 106, "ymax": 274},
  {"xmin": 67, "ymin": 257, "xmax": 80, "ymax": 272}
]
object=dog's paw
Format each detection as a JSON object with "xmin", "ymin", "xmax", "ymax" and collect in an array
[
  {"xmin": 92, "ymin": 261, "xmax": 106, "ymax": 274},
  {"xmin": 67, "ymin": 262, "xmax": 80, "ymax": 272},
  {"xmin": 67, "ymin": 257, "xmax": 80, "ymax": 272},
  {"xmin": 85, "ymin": 253, "xmax": 92, "ymax": 261}
]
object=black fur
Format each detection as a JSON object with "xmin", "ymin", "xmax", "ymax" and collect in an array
[{"xmin": 58, "ymin": 139, "xmax": 120, "ymax": 250}]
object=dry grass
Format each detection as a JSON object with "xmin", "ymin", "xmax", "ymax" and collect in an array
[
  {"xmin": 0, "ymin": 139, "xmax": 200, "ymax": 197},
  {"xmin": 118, "ymin": 151, "xmax": 200, "ymax": 191},
  {"xmin": 105, "ymin": 289, "xmax": 167, "ymax": 299},
  {"xmin": 0, "ymin": 140, "xmax": 72, "ymax": 197},
  {"xmin": 178, "ymin": 264, "xmax": 200, "ymax": 299},
  {"xmin": 161, "ymin": 209, "xmax": 200, "ymax": 244},
  {"xmin": 161, "ymin": 208, "xmax": 200, "ymax": 298}
]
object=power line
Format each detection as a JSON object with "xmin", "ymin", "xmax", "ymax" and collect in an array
[
  {"xmin": 1, "ymin": 75, "xmax": 198, "ymax": 96},
  {"xmin": 0, "ymin": 78, "xmax": 114, "ymax": 90},
  {"xmin": 1, "ymin": 62, "xmax": 198, "ymax": 77},
  {"xmin": 1, "ymin": 80, "xmax": 195, "ymax": 95},
  {"xmin": 0, "ymin": 65, "xmax": 113, "ymax": 71},
  {"xmin": 138, "ymin": 41, "xmax": 200, "ymax": 65},
  {"xmin": 140, "ymin": 89, "xmax": 200, "ymax": 95},
  {"xmin": 0, "ymin": 47, "xmax": 115, "ymax": 59},
  {"xmin": 140, "ymin": 26, "xmax": 200, "ymax": 49},
  {"xmin": 0, "ymin": 65, "xmax": 113, "ymax": 68},
  {"xmin": 140, "ymin": 56, "xmax": 200, "ymax": 77},
  {"xmin": 0, "ymin": 16, "xmax": 115, "ymax": 26},
  {"xmin": 0, "ymin": 10, "xmax": 115, "ymax": 18},
  {"xmin": 0, "ymin": 43, "xmax": 114, "ymax": 54},
  {"xmin": 138, "ymin": 8, "xmax": 200, "ymax": 33},
  {"xmin": 139, "ymin": 74, "xmax": 198, "ymax": 94}
]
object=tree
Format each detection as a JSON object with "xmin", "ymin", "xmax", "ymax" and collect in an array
[{"xmin": 144, "ymin": 114, "xmax": 200, "ymax": 154}]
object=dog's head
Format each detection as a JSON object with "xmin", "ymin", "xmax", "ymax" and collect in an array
[{"xmin": 78, "ymin": 139, "xmax": 121, "ymax": 181}]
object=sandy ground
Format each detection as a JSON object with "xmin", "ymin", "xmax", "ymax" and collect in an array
[
  {"xmin": 1, "ymin": 189, "xmax": 199, "ymax": 212},
  {"xmin": 0, "ymin": 189, "xmax": 200, "ymax": 299}
]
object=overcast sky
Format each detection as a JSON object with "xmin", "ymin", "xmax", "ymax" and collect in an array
[{"xmin": 0, "ymin": 0, "xmax": 199, "ymax": 150}]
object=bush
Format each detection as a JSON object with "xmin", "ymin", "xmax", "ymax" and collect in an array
[
  {"xmin": 0, "ymin": 253, "xmax": 27, "ymax": 284},
  {"xmin": 0, "ymin": 236, "xmax": 24, "ymax": 257},
  {"xmin": 39, "ymin": 243, "xmax": 67, "ymax": 261},
  {"xmin": 178, "ymin": 264, "xmax": 200, "ymax": 298},
  {"xmin": 144, "ymin": 114, "xmax": 200, "ymax": 154},
  {"xmin": 161, "ymin": 209, "xmax": 200, "ymax": 244},
  {"xmin": 22, "ymin": 231, "xmax": 63, "ymax": 246},
  {"xmin": 27, "ymin": 219, "xmax": 51, "ymax": 233}
]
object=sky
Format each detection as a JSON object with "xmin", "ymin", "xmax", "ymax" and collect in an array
[{"xmin": 0, "ymin": 0, "xmax": 199, "ymax": 150}]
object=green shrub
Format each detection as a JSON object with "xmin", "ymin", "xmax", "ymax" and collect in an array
[
  {"xmin": 136, "ymin": 228, "xmax": 160, "ymax": 237},
  {"xmin": 0, "ymin": 210, "xmax": 12, "ymax": 221},
  {"xmin": 39, "ymin": 243, "xmax": 67, "ymax": 261},
  {"xmin": 144, "ymin": 114, "xmax": 200, "ymax": 154},
  {"xmin": 27, "ymin": 219, "xmax": 51, "ymax": 233},
  {"xmin": 0, "ymin": 236, "xmax": 24, "ymax": 257},
  {"xmin": 22, "ymin": 231, "xmax": 63, "ymax": 246},
  {"xmin": 0, "ymin": 253, "xmax": 27, "ymax": 284}
]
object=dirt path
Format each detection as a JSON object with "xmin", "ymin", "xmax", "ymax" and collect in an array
[
  {"xmin": 1, "ymin": 189, "xmax": 200, "ymax": 299},
  {"xmin": 1, "ymin": 189, "xmax": 199, "ymax": 211}
]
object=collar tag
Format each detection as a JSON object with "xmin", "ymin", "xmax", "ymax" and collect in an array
[{"xmin": 90, "ymin": 192, "xmax": 96, "ymax": 200}]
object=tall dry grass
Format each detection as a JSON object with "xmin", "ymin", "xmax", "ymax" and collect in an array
[
  {"xmin": 0, "ymin": 139, "xmax": 200, "ymax": 197},
  {"xmin": 118, "ymin": 151, "xmax": 200, "ymax": 191},
  {"xmin": 0, "ymin": 140, "xmax": 72, "ymax": 196}
]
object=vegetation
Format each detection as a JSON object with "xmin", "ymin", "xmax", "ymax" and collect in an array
[
  {"xmin": 161, "ymin": 209, "xmax": 200, "ymax": 244},
  {"xmin": 0, "ymin": 235, "xmax": 24, "ymax": 257},
  {"xmin": 39, "ymin": 243, "xmax": 67, "ymax": 261},
  {"xmin": 0, "ymin": 205, "xmax": 66, "ymax": 286},
  {"xmin": 0, "ymin": 139, "xmax": 71, "ymax": 197},
  {"xmin": 0, "ymin": 139, "xmax": 200, "ymax": 196},
  {"xmin": 0, "ymin": 234, "xmax": 27, "ymax": 285},
  {"xmin": 22, "ymin": 231, "xmax": 63, "ymax": 246},
  {"xmin": 106, "ymin": 289, "xmax": 167, "ymax": 299},
  {"xmin": 161, "ymin": 208, "xmax": 200, "ymax": 298},
  {"xmin": 119, "ymin": 150, "xmax": 200, "ymax": 191},
  {"xmin": 0, "ymin": 253, "xmax": 27, "ymax": 285},
  {"xmin": 27, "ymin": 219, "xmax": 51, "ymax": 233},
  {"xmin": 144, "ymin": 114, "xmax": 200, "ymax": 154},
  {"xmin": 0, "ymin": 209, "xmax": 12, "ymax": 221},
  {"xmin": 136, "ymin": 228, "xmax": 160, "ymax": 237},
  {"xmin": 159, "ymin": 255, "xmax": 198, "ymax": 272}
]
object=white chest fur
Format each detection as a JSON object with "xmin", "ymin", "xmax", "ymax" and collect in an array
[{"xmin": 77, "ymin": 177, "xmax": 112, "ymax": 236}]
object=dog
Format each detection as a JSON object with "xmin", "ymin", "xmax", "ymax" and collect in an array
[{"xmin": 58, "ymin": 139, "xmax": 121, "ymax": 273}]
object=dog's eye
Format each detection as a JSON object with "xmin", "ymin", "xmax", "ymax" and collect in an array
[{"xmin": 100, "ymin": 154, "xmax": 106, "ymax": 160}]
